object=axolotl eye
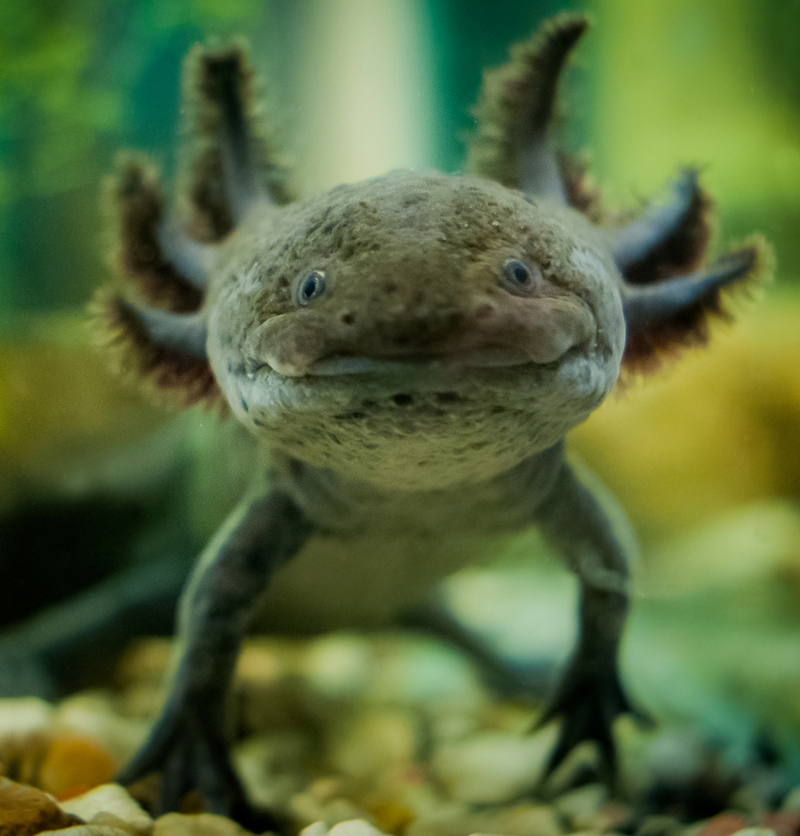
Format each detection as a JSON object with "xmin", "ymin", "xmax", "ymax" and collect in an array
[
  {"xmin": 297, "ymin": 270, "xmax": 327, "ymax": 305},
  {"xmin": 501, "ymin": 258, "xmax": 542, "ymax": 296}
]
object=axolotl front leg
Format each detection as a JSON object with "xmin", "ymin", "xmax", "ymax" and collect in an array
[
  {"xmin": 405, "ymin": 453, "xmax": 646, "ymax": 784},
  {"xmin": 116, "ymin": 483, "xmax": 314, "ymax": 822},
  {"xmin": 533, "ymin": 460, "xmax": 649, "ymax": 784}
]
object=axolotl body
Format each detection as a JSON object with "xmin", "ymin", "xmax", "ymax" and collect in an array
[{"xmin": 97, "ymin": 14, "xmax": 764, "ymax": 823}]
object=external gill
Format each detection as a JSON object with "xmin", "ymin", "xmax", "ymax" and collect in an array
[
  {"xmin": 94, "ymin": 42, "xmax": 287, "ymax": 408},
  {"xmin": 465, "ymin": 13, "xmax": 589, "ymax": 203}
]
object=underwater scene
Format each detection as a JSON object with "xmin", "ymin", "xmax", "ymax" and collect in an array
[{"xmin": 1, "ymin": 0, "xmax": 799, "ymax": 834}]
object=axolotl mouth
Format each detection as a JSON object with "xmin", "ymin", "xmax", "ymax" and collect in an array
[
  {"xmin": 234, "ymin": 339, "xmax": 598, "ymax": 413},
  {"xmin": 306, "ymin": 346, "xmax": 536, "ymax": 376},
  {"xmin": 219, "ymin": 333, "xmax": 611, "ymax": 491},
  {"xmin": 227, "ymin": 289, "xmax": 600, "ymax": 420},
  {"xmin": 240, "ymin": 284, "xmax": 598, "ymax": 381}
]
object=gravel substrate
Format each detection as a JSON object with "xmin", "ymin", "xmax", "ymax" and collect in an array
[{"xmin": 0, "ymin": 632, "xmax": 798, "ymax": 836}]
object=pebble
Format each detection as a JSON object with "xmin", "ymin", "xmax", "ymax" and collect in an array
[
  {"xmin": 694, "ymin": 814, "xmax": 750, "ymax": 836},
  {"xmin": 55, "ymin": 694, "xmax": 148, "ymax": 766},
  {"xmin": 302, "ymin": 635, "xmax": 373, "ymax": 699},
  {"xmin": 0, "ymin": 730, "xmax": 51, "ymax": 788},
  {"xmin": 552, "ymin": 784, "xmax": 608, "ymax": 831},
  {"xmin": 292, "ymin": 774, "xmax": 418, "ymax": 833},
  {"xmin": 430, "ymin": 730, "xmax": 554, "ymax": 804},
  {"xmin": 0, "ymin": 628, "xmax": 791, "ymax": 836},
  {"xmin": 327, "ymin": 709, "xmax": 419, "ymax": 783},
  {"xmin": 0, "ymin": 729, "xmax": 116, "ymax": 802},
  {"xmin": 781, "ymin": 788, "xmax": 800, "ymax": 812},
  {"xmin": 588, "ymin": 800, "xmax": 635, "ymax": 833},
  {"xmin": 151, "ymin": 812, "xmax": 254, "ymax": 836},
  {"xmin": 59, "ymin": 784, "xmax": 154, "ymax": 836},
  {"xmin": 406, "ymin": 802, "xmax": 563, "ymax": 836},
  {"xmin": 376, "ymin": 776, "xmax": 448, "ymax": 822},
  {"xmin": 363, "ymin": 637, "xmax": 482, "ymax": 708},
  {"xmin": 328, "ymin": 821, "xmax": 391, "ymax": 836},
  {"xmin": 727, "ymin": 830, "xmax": 778, "ymax": 836},
  {"xmin": 0, "ymin": 698, "xmax": 54, "ymax": 739},
  {"xmin": 0, "ymin": 777, "xmax": 77, "ymax": 836},
  {"xmin": 758, "ymin": 815, "xmax": 800, "ymax": 836},
  {"xmin": 234, "ymin": 731, "xmax": 314, "ymax": 810},
  {"xmin": 301, "ymin": 824, "xmax": 331, "ymax": 836},
  {"xmin": 365, "ymin": 799, "xmax": 415, "ymax": 834},
  {"xmin": 44, "ymin": 827, "xmax": 134, "ymax": 836},
  {"xmin": 235, "ymin": 641, "xmax": 286, "ymax": 685},
  {"xmin": 235, "ymin": 642, "xmax": 332, "ymax": 737},
  {"xmin": 635, "ymin": 814, "xmax": 684, "ymax": 836},
  {"xmin": 292, "ymin": 794, "xmax": 370, "ymax": 830},
  {"xmin": 38, "ymin": 733, "xmax": 117, "ymax": 799},
  {"xmin": 301, "ymin": 820, "xmax": 391, "ymax": 836}
]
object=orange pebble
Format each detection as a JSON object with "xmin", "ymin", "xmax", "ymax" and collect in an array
[{"xmin": 38, "ymin": 734, "xmax": 117, "ymax": 799}]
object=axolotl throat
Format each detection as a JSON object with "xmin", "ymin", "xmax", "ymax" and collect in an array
[{"xmin": 95, "ymin": 13, "xmax": 766, "ymax": 825}]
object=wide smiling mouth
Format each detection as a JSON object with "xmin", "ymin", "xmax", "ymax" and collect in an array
[
  {"xmin": 305, "ymin": 346, "xmax": 534, "ymax": 377},
  {"xmin": 238, "ymin": 350, "xmax": 529, "ymax": 413},
  {"xmin": 242, "ymin": 342, "xmax": 587, "ymax": 390},
  {"xmin": 244, "ymin": 291, "xmax": 597, "ymax": 380},
  {"xmin": 233, "ymin": 343, "xmax": 601, "ymax": 427}
]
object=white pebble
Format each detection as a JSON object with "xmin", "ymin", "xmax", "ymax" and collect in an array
[
  {"xmin": 0, "ymin": 696, "xmax": 54, "ymax": 737},
  {"xmin": 60, "ymin": 783, "xmax": 153, "ymax": 836},
  {"xmin": 328, "ymin": 820, "xmax": 390, "ymax": 836},
  {"xmin": 300, "ymin": 822, "xmax": 331, "ymax": 836}
]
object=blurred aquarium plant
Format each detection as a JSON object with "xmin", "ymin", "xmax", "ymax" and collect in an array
[{"xmin": 0, "ymin": 0, "xmax": 293, "ymax": 317}]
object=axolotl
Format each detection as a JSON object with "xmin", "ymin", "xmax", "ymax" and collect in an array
[{"xmin": 95, "ymin": 14, "xmax": 765, "ymax": 823}]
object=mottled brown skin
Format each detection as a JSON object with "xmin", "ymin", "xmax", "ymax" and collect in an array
[{"xmin": 93, "ymin": 14, "xmax": 766, "ymax": 826}]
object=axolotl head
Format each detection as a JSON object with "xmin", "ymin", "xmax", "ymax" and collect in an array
[
  {"xmin": 97, "ymin": 24, "xmax": 762, "ymax": 491},
  {"xmin": 205, "ymin": 170, "xmax": 624, "ymax": 489}
]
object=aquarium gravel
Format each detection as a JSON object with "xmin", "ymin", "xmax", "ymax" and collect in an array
[{"xmin": 0, "ymin": 632, "xmax": 798, "ymax": 836}]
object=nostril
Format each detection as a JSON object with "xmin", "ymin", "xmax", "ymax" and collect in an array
[
  {"xmin": 341, "ymin": 311, "xmax": 356, "ymax": 326},
  {"xmin": 473, "ymin": 302, "xmax": 497, "ymax": 322}
]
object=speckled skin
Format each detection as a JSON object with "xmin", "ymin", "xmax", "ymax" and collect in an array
[{"xmin": 207, "ymin": 170, "xmax": 625, "ymax": 492}]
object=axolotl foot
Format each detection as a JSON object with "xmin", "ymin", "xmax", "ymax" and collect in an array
[
  {"xmin": 116, "ymin": 698, "xmax": 284, "ymax": 831},
  {"xmin": 536, "ymin": 652, "xmax": 654, "ymax": 790}
]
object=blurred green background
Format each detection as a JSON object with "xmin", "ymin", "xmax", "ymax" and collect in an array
[
  {"xmin": 2, "ymin": 0, "xmax": 799, "ymax": 315},
  {"xmin": 0, "ymin": 0, "xmax": 799, "ymax": 770}
]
